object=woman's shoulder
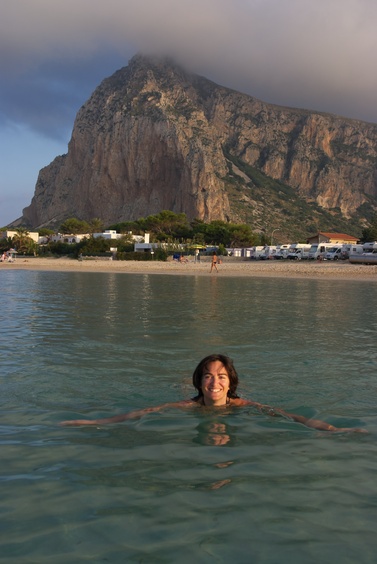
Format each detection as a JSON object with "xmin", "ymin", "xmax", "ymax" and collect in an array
[
  {"xmin": 166, "ymin": 399, "xmax": 202, "ymax": 409},
  {"xmin": 229, "ymin": 398, "xmax": 261, "ymax": 407}
]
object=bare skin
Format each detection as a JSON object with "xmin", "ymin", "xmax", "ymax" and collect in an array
[
  {"xmin": 209, "ymin": 253, "xmax": 219, "ymax": 273},
  {"xmin": 59, "ymin": 397, "xmax": 365, "ymax": 432},
  {"xmin": 60, "ymin": 361, "xmax": 366, "ymax": 432}
]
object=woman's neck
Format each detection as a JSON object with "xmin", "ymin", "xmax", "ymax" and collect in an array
[{"xmin": 201, "ymin": 396, "xmax": 230, "ymax": 407}]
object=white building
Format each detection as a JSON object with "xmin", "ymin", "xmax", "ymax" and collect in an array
[
  {"xmin": 93, "ymin": 230, "xmax": 122, "ymax": 240},
  {"xmin": 50, "ymin": 233, "xmax": 90, "ymax": 244},
  {"xmin": 1, "ymin": 230, "xmax": 40, "ymax": 243},
  {"xmin": 134, "ymin": 233, "xmax": 159, "ymax": 252}
]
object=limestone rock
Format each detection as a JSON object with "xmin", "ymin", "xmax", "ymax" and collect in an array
[{"xmin": 22, "ymin": 54, "xmax": 377, "ymax": 230}]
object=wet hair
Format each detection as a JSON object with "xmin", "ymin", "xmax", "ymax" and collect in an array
[{"xmin": 192, "ymin": 354, "xmax": 239, "ymax": 399}]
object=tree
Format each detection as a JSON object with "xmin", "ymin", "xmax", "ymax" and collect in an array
[
  {"xmin": 11, "ymin": 228, "xmax": 37, "ymax": 255},
  {"xmin": 88, "ymin": 218, "xmax": 105, "ymax": 234},
  {"xmin": 76, "ymin": 236, "xmax": 111, "ymax": 256},
  {"xmin": 361, "ymin": 216, "xmax": 377, "ymax": 242},
  {"xmin": 139, "ymin": 211, "xmax": 191, "ymax": 239},
  {"xmin": 38, "ymin": 228, "xmax": 55, "ymax": 237},
  {"xmin": 228, "ymin": 224, "xmax": 259, "ymax": 247},
  {"xmin": 108, "ymin": 221, "xmax": 141, "ymax": 234},
  {"xmin": 60, "ymin": 218, "xmax": 90, "ymax": 234}
]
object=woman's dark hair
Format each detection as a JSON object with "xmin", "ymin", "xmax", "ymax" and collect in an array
[{"xmin": 192, "ymin": 354, "xmax": 239, "ymax": 399}]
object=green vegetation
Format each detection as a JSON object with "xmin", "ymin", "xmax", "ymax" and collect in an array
[
  {"xmin": 361, "ymin": 215, "xmax": 377, "ymax": 242},
  {"xmin": 38, "ymin": 228, "xmax": 55, "ymax": 237},
  {"xmin": 222, "ymin": 149, "xmax": 367, "ymax": 241},
  {"xmin": 110, "ymin": 210, "xmax": 259, "ymax": 247},
  {"xmin": 59, "ymin": 217, "xmax": 105, "ymax": 235},
  {"xmin": 35, "ymin": 211, "xmax": 261, "ymax": 259},
  {"xmin": 0, "ymin": 227, "xmax": 38, "ymax": 255}
]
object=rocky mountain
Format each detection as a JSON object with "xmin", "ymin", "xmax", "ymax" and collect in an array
[{"xmin": 20, "ymin": 54, "xmax": 377, "ymax": 237}]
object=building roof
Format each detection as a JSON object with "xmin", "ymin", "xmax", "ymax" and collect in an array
[{"xmin": 318, "ymin": 232, "xmax": 359, "ymax": 241}]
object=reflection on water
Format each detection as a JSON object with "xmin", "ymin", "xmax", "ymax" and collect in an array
[{"xmin": 1, "ymin": 270, "xmax": 377, "ymax": 563}]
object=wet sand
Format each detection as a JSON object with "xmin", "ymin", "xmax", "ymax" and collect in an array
[{"xmin": 2, "ymin": 256, "xmax": 377, "ymax": 281}]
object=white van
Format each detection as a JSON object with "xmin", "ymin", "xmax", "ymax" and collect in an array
[
  {"xmin": 324, "ymin": 246, "xmax": 344, "ymax": 260},
  {"xmin": 308, "ymin": 243, "xmax": 335, "ymax": 260}
]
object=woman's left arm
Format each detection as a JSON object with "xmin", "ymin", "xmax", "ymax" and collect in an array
[
  {"xmin": 241, "ymin": 400, "xmax": 367, "ymax": 433},
  {"xmin": 270, "ymin": 406, "xmax": 367, "ymax": 433}
]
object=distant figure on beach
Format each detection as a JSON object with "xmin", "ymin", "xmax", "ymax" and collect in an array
[
  {"xmin": 210, "ymin": 251, "xmax": 219, "ymax": 273},
  {"xmin": 1, "ymin": 252, "xmax": 6, "ymax": 262},
  {"xmin": 61, "ymin": 354, "xmax": 366, "ymax": 432}
]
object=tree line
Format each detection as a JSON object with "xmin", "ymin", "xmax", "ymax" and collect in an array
[
  {"xmin": 3, "ymin": 211, "xmax": 377, "ymax": 257},
  {"xmin": 107, "ymin": 210, "xmax": 261, "ymax": 247}
]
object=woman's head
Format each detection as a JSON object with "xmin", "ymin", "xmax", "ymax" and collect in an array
[{"xmin": 192, "ymin": 354, "xmax": 239, "ymax": 399}]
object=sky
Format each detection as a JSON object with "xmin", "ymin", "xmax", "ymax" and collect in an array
[{"xmin": 1, "ymin": 0, "xmax": 377, "ymax": 227}]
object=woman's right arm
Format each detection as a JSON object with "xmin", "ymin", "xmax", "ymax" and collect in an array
[{"xmin": 60, "ymin": 400, "xmax": 194, "ymax": 426}]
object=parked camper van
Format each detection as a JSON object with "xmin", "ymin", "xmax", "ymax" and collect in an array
[
  {"xmin": 341, "ymin": 244, "xmax": 363, "ymax": 259},
  {"xmin": 362, "ymin": 241, "xmax": 377, "ymax": 252},
  {"xmin": 287, "ymin": 244, "xmax": 311, "ymax": 260},
  {"xmin": 324, "ymin": 246, "xmax": 343, "ymax": 260},
  {"xmin": 258, "ymin": 246, "xmax": 279, "ymax": 259},
  {"xmin": 308, "ymin": 243, "xmax": 335, "ymax": 260},
  {"xmin": 274, "ymin": 245, "xmax": 290, "ymax": 259},
  {"xmin": 250, "ymin": 246, "xmax": 267, "ymax": 260}
]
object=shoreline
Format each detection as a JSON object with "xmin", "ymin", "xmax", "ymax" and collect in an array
[{"xmin": 2, "ymin": 256, "xmax": 377, "ymax": 281}]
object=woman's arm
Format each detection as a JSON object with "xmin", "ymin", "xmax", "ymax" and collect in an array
[
  {"xmin": 239, "ymin": 399, "xmax": 366, "ymax": 433},
  {"xmin": 278, "ymin": 409, "xmax": 366, "ymax": 432},
  {"xmin": 60, "ymin": 400, "xmax": 194, "ymax": 426}
]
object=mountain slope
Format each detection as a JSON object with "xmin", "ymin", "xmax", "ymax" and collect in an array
[{"xmin": 21, "ymin": 54, "xmax": 377, "ymax": 237}]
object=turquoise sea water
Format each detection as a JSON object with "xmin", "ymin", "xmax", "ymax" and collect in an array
[{"xmin": 1, "ymin": 269, "xmax": 377, "ymax": 563}]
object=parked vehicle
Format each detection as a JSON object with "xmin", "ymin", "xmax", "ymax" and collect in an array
[
  {"xmin": 308, "ymin": 243, "xmax": 335, "ymax": 260},
  {"xmin": 349, "ymin": 241, "xmax": 377, "ymax": 264},
  {"xmin": 287, "ymin": 244, "xmax": 311, "ymax": 260},
  {"xmin": 274, "ymin": 245, "xmax": 290, "ymax": 259},
  {"xmin": 341, "ymin": 244, "xmax": 363, "ymax": 259},
  {"xmin": 324, "ymin": 246, "xmax": 343, "ymax": 260},
  {"xmin": 362, "ymin": 241, "xmax": 377, "ymax": 252},
  {"xmin": 250, "ymin": 246, "xmax": 268, "ymax": 260}
]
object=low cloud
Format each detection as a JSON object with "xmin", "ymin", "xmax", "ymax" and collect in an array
[{"xmin": 2, "ymin": 0, "xmax": 377, "ymax": 141}]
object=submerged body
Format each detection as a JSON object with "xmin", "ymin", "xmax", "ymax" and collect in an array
[{"xmin": 61, "ymin": 355, "xmax": 365, "ymax": 433}]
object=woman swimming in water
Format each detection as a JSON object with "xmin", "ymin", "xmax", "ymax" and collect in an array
[{"xmin": 61, "ymin": 354, "xmax": 365, "ymax": 432}]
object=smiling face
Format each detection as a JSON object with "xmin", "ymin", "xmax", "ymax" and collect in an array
[{"xmin": 201, "ymin": 360, "xmax": 230, "ymax": 406}]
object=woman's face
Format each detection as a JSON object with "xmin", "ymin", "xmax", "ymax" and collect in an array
[{"xmin": 201, "ymin": 361, "xmax": 230, "ymax": 406}]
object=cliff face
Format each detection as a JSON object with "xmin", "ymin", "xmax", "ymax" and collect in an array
[{"xmin": 22, "ymin": 55, "xmax": 377, "ymax": 230}]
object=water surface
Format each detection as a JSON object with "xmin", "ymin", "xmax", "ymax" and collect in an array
[{"xmin": 1, "ymin": 270, "xmax": 376, "ymax": 563}]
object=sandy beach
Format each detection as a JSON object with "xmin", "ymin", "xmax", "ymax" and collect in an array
[{"xmin": 2, "ymin": 256, "xmax": 377, "ymax": 281}]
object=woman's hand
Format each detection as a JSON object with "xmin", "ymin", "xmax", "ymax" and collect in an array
[{"xmin": 329, "ymin": 427, "xmax": 368, "ymax": 433}]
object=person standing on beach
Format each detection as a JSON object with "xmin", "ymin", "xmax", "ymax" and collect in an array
[{"xmin": 210, "ymin": 251, "xmax": 219, "ymax": 273}]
